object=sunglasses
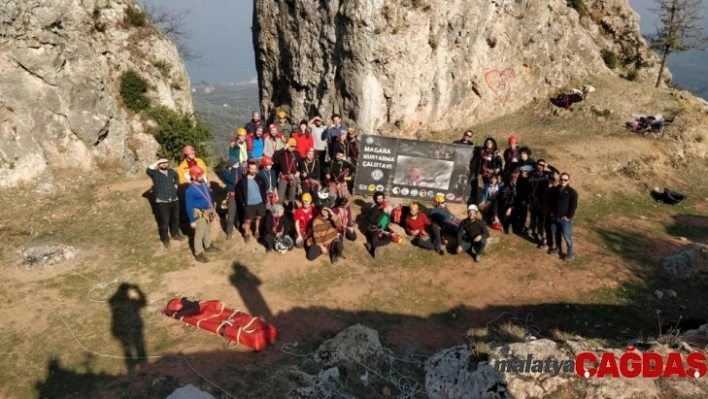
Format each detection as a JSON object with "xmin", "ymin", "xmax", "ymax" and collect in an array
[
  {"xmin": 560, "ymin": 178, "xmax": 569, "ymax": 182},
  {"xmin": 464, "ymin": 134, "xmax": 472, "ymax": 137}
]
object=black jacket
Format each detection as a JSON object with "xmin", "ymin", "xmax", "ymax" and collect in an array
[
  {"xmin": 299, "ymin": 158, "xmax": 322, "ymax": 181},
  {"xmin": 457, "ymin": 218, "xmax": 490, "ymax": 244},
  {"xmin": 236, "ymin": 175, "xmax": 267, "ymax": 207},
  {"xmin": 325, "ymin": 159, "xmax": 356, "ymax": 183},
  {"xmin": 366, "ymin": 206, "xmax": 391, "ymax": 235},
  {"xmin": 263, "ymin": 210, "xmax": 293, "ymax": 236},
  {"xmin": 274, "ymin": 149, "xmax": 302, "ymax": 177},
  {"xmin": 549, "ymin": 185, "xmax": 578, "ymax": 219}
]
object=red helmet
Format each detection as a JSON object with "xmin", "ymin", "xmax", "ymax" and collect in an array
[
  {"xmin": 268, "ymin": 123, "xmax": 279, "ymax": 131},
  {"xmin": 261, "ymin": 156, "xmax": 273, "ymax": 166},
  {"xmin": 183, "ymin": 145, "xmax": 195, "ymax": 155},
  {"xmin": 165, "ymin": 298, "xmax": 183, "ymax": 313},
  {"xmin": 508, "ymin": 135, "xmax": 519, "ymax": 145},
  {"xmin": 189, "ymin": 165, "xmax": 204, "ymax": 179}
]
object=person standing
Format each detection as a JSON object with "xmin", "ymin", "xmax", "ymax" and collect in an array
[
  {"xmin": 405, "ymin": 202, "xmax": 444, "ymax": 255},
  {"xmin": 548, "ymin": 173, "xmax": 578, "ymax": 261},
  {"xmin": 275, "ymin": 110, "xmax": 293, "ymax": 138},
  {"xmin": 456, "ymin": 204, "xmax": 489, "ymax": 262},
  {"xmin": 308, "ymin": 207, "xmax": 344, "ymax": 264},
  {"xmin": 228, "ymin": 128, "xmax": 249, "ymax": 166},
  {"xmin": 299, "ymin": 148, "xmax": 322, "ymax": 202},
  {"xmin": 293, "ymin": 121, "xmax": 315, "ymax": 159},
  {"xmin": 323, "ymin": 114, "xmax": 348, "ymax": 154},
  {"xmin": 258, "ymin": 156, "xmax": 278, "ymax": 209},
  {"xmin": 177, "ymin": 145, "xmax": 209, "ymax": 186},
  {"xmin": 453, "ymin": 130, "xmax": 474, "ymax": 146},
  {"xmin": 274, "ymin": 138, "xmax": 302, "ymax": 209},
  {"xmin": 264, "ymin": 124, "xmax": 285, "ymax": 159},
  {"xmin": 221, "ymin": 156, "xmax": 243, "ymax": 240},
  {"xmin": 246, "ymin": 126, "xmax": 266, "ymax": 162},
  {"xmin": 309, "ymin": 115, "xmax": 328, "ymax": 165},
  {"xmin": 502, "ymin": 135, "xmax": 520, "ymax": 185},
  {"xmin": 245, "ymin": 111, "xmax": 265, "ymax": 134},
  {"xmin": 478, "ymin": 138, "xmax": 503, "ymax": 187},
  {"xmin": 528, "ymin": 159, "xmax": 559, "ymax": 247},
  {"xmin": 146, "ymin": 158, "xmax": 186, "ymax": 248},
  {"xmin": 236, "ymin": 161, "xmax": 268, "ymax": 243},
  {"xmin": 185, "ymin": 165, "xmax": 220, "ymax": 263}
]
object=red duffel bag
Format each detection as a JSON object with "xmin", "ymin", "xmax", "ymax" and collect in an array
[{"xmin": 164, "ymin": 298, "xmax": 278, "ymax": 352}]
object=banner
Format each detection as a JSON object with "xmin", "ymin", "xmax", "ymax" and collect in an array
[{"xmin": 353, "ymin": 135, "xmax": 475, "ymax": 203}]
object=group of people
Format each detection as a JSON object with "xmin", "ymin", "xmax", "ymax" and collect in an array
[{"xmin": 146, "ymin": 110, "xmax": 578, "ymax": 264}]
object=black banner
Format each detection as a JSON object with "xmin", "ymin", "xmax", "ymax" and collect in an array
[{"xmin": 353, "ymin": 135, "xmax": 475, "ymax": 203}]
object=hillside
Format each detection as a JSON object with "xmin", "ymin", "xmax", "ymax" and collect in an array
[{"xmin": 0, "ymin": 74, "xmax": 706, "ymax": 398}]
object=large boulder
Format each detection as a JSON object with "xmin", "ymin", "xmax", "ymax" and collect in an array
[
  {"xmin": 0, "ymin": 0, "xmax": 192, "ymax": 188},
  {"xmin": 253, "ymin": 0, "xmax": 662, "ymax": 136},
  {"xmin": 314, "ymin": 324, "xmax": 385, "ymax": 368}
]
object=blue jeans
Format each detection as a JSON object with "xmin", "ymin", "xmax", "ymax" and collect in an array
[
  {"xmin": 552, "ymin": 218, "xmax": 574, "ymax": 256},
  {"xmin": 460, "ymin": 237, "xmax": 487, "ymax": 256}
]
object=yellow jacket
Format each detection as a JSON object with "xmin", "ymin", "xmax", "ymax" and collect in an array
[{"xmin": 177, "ymin": 158, "xmax": 208, "ymax": 185}]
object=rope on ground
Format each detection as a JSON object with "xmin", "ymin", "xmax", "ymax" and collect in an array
[
  {"xmin": 22, "ymin": 292, "xmax": 237, "ymax": 399},
  {"xmin": 485, "ymin": 311, "xmax": 542, "ymax": 338}
]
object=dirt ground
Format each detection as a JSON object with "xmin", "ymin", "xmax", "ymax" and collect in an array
[{"xmin": 1, "ymin": 75, "xmax": 707, "ymax": 398}]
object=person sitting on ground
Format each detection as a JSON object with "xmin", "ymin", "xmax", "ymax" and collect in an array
[
  {"xmin": 332, "ymin": 197, "xmax": 357, "ymax": 241},
  {"xmin": 274, "ymin": 138, "xmax": 302, "ymax": 209},
  {"xmin": 293, "ymin": 120, "xmax": 315, "ymax": 159},
  {"xmin": 177, "ymin": 145, "xmax": 209, "ymax": 186},
  {"xmin": 185, "ymin": 165, "xmax": 220, "ymax": 263},
  {"xmin": 299, "ymin": 147, "xmax": 322, "ymax": 201},
  {"xmin": 428, "ymin": 193, "xmax": 461, "ymax": 237},
  {"xmin": 453, "ymin": 130, "xmax": 475, "ymax": 146},
  {"xmin": 365, "ymin": 201, "xmax": 395, "ymax": 259},
  {"xmin": 324, "ymin": 149, "xmax": 355, "ymax": 207},
  {"xmin": 228, "ymin": 128, "xmax": 249, "ymax": 167},
  {"xmin": 478, "ymin": 137, "xmax": 503, "ymax": 186},
  {"xmin": 309, "ymin": 207, "xmax": 344, "ymax": 264},
  {"xmin": 146, "ymin": 158, "xmax": 186, "ymax": 248},
  {"xmin": 528, "ymin": 159, "xmax": 559, "ymax": 247},
  {"xmin": 246, "ymin": 126, "xmax": 266, "ymax": 162},
  {"xmin": 263, "ymin": 204, "xmax": 292, "ymax": 252},
  {"xmin": 264, "ymin": 124, "xmax": 285, "ymax": 159},
  {"xmin": 552, "ymin": 85, "xmax": 595, "ymax": 111},
  {"xmin": 274, "ymin": 110, "xmax": 293, "ymax": 138},
  {"xmin": 258, "ymin": 156, "xmax": 278, "ymax": 210},
  {"xmin": 456, "ymin": 204, "xmax": 489, "ymax": 263},
  {"xmin": 479, "ymin": 173, "xmax": 504, "ymax": 230},
  {"xmin": 222, "ymin": 156, "xmax": 243, "ymax": 240},
  {"xmin": 405, "ymin": 202, "xmax": 444, "ymax": 255},
  {"xmin": 236, "ymin": 160, "xmax": 268, "ymax": 243},
  {"xmin": 245, "ymin": 111, "xmax": 265, "ymax": 134},
  {"xmin": 294, "ymin": 192, "xmax": 319, "ymax": 248}
]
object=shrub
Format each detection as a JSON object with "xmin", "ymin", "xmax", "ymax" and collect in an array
[
  {"xmin": 147, "ymin": 105, "xmax": 213, "ymax": 163},
  {"xmin": 120, "ymin": 70, "xmax": 151, "ymax": 112},
  {"xmin": 625, "ymin": 69, "xmax": 639, "ymax": 81},
  {"xmin": 567, "ymin": 0, "xmax": 589, "ymax": 17},
  {"xmin": 124, "ymin": 5, "xmax": 146, "ymax": 27},
  {"xmin": 601, "ymin": 48, "xmax": 618, "ymax": 69}
]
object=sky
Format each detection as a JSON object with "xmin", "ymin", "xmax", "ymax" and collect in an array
[{"xmin": 137, "ymin": 0, "xmax": 256, "ymax": 84}]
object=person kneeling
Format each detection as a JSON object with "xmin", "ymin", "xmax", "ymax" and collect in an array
[
  {"xmin": 263, "ymin": 204, "xmax": 293, "ymax": 252},
  {"xmin": 308, "ymin": 208, "xmax": 344, "ymax": 264},
  {"xmin": 456, "ymin": 204, "xmax": 489, "ymax": 262},
  {"xmin": 405, "ymin": 202, "xmax": 444, "ymax": 255}
]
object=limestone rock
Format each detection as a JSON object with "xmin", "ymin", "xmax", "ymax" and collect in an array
[
  {"xmin": 315, "ymin": 324, "xmax": 384, "ymax": 368},
  {"xmin": 254, "ymin": 0, "xmax": 662, "ymax": 136},
  {"xmin": 425, "ymin": 345, "xmax": 508, "ymax": 399},
  {"xmin": 663, "ymin": 244, "xmax": 708, "ymax": 279},
  {"xmin": 22, "ymin": 244, "xmax": 76, "ymax": 267},
  {"xmin": 288, "ymin": 367, "xmax": 342, "ymax": 399},
  {"xmin": 0, "ymin": 0, "xmax": 192, "ymax": 189},
  {"xmin": 166, "ymin": 384, "xmax": 214, "ymax": 399}
]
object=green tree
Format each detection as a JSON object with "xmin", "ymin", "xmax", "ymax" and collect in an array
[
  {"xmin": 147, "ymin": 106, "xmax": 213, "ymax": 163},
  {"xmin": 650, "ymin": 0, "xmax": 708, "ymax": 88}
]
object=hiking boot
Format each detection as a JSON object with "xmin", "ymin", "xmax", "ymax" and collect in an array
[
  {"xmin": 195, "ymin": 253, "xmax": 209, "ymax": 263},
  {"xmin": 330, "ymin": 253, "xmax": 338, "ymax": 264},
  {"xmin": 474, "ymin": 253, "xmax": 482, "ymax": 263},
  {"xmin": 539, "ymin": 244, "xmax": 549, "ymax": 250},
  {"xmin": 226, "ymin": 233, "xmax": 233, "ymax": 240},
  {"xmin": 437, "ymin": 249, "xmax": 445, "ymax": 256},
  {"xmin": 565, "ymin": 254, "xmax": 574, "ymax": 261},
  {"xmin": 162, "ymin": 240, "xmax": 171, "ymax": 249},
  {"xmin": 548, "ymin": 248, "xmax": 559, "ymax": 255},
  {"xmin": 205, "ymin": 246, "xmax": 221, "ymax": 253},
  {"xmin": 172, "ymin": 234, "xmax": 186, "ymax": 241}
]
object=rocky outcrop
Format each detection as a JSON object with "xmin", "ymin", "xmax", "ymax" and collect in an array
[
  {"xmin": 0, "ymin": 0, "xmax": 192, "ymax": 188},
  {"xmin": 254, "ymin": 0, "xmax": 662, "ymax": 136}
]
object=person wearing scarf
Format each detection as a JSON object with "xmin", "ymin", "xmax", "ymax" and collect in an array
[{"xmin": 185, "ymin": 165, "xmax": 220, "ymax": 262}]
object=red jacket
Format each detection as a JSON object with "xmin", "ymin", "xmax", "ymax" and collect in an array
[
  {"xmin": 246, "ymin": 132, "xmax": 270, "ymax": 155},
  {"xmin": 404, "ymin": 213, "xmax": 432, "ymax": 237},
  {"xmin": 294, "ymin": 133, "xmax": 315, "ymax": 158}
]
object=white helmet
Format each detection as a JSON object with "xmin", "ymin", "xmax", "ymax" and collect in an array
[
  {"xmin": 274, "ymin": 236, "xmax": 294, "ymax": 253},
  {"xmin": 317, "ymin": 190, "xmax": 330, "ymax": 200},
  {"xmin": 467, "ymin": 204, "xmax": 479, "ymax": 212}
]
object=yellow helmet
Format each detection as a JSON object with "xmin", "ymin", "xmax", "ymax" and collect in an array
[
  {"xmin": 301, "ymin": 193, "xmax": 312, "ymax": 203},
  {"xmin": 277, "ymin": 110, "xmax": 287, "ymax": 118},
  {"xmin": 409, "ymin": 202, "xmax": 419, "ymax": 210},
  {"xmin": 236, "ymin": 127, "xmax": 247, "ymax": 136},
  {"xmin": 434, "ymin": 193, "xmax": 446, "ymax": 204},
  {"xmin": 287, "ymin": 138, "xmax": 297, "ymax": 146}
]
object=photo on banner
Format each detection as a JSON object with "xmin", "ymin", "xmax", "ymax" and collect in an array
[{"xmin": 353, "ymin": 134, "xmax": 475, "ymax": 203}]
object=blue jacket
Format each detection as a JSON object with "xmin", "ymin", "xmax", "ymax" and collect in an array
[
  {"xmin": 185, "ymin": 182, "xmax": 213, "ymax": 223},
  {"xmin": 222, "ymin": 166, "xmax": 243, "ymax": 192}
]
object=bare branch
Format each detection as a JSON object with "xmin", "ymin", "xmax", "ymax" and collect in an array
[{"xmin": 140, "ymin": 0, "xmax": 202, "ymax": 63}]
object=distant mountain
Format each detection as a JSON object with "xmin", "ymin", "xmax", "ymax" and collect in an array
[{"xmin": 192, "ymin": 83, "xmax": 259, "ymax": 161}]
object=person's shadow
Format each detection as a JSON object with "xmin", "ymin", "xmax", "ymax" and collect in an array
[{"xmin": 108, "ymin": 283, "xmax": 147, "ymax": 373}]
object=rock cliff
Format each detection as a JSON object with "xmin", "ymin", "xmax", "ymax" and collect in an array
[
  {"xmin": 254, "ymin": 0, "xmax": 663, "ymax": 136},
  {"xmin": 0, "ymin": 0, "xmax": 192, "ymax": 188}
]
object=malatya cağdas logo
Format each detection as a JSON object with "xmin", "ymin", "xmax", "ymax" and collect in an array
[{"xmin": 576, "ymin": 347, "xmax": 706, "ymax": 379}]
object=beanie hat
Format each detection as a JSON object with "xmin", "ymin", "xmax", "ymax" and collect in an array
[{"xmin": 272, "ymin": 204, "xmax": 284, "ymax": 213}]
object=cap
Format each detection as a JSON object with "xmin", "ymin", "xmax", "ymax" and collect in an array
[
  {"xmin": 301, "ymin": 192, "xmax": 312, "ymax": 203},
  {"xmin": 467, "ymin": 204, "xmax": 479, "ymax": 212}
]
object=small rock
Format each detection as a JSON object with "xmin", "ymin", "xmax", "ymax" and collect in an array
[
  {"xmin": 655, "ymin": 290, "xmax": 664, "ymax": 300},
  {"xmin": 666, "ymin": 289, "xmax": 677, "ymax": 298},
  {"xmin": 166, "ymin": 384, "xmax": 215, "ymax": 399},
  {"xmin": 639, "ymin": 215, "xmax": 647, "ymax": 220}
]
